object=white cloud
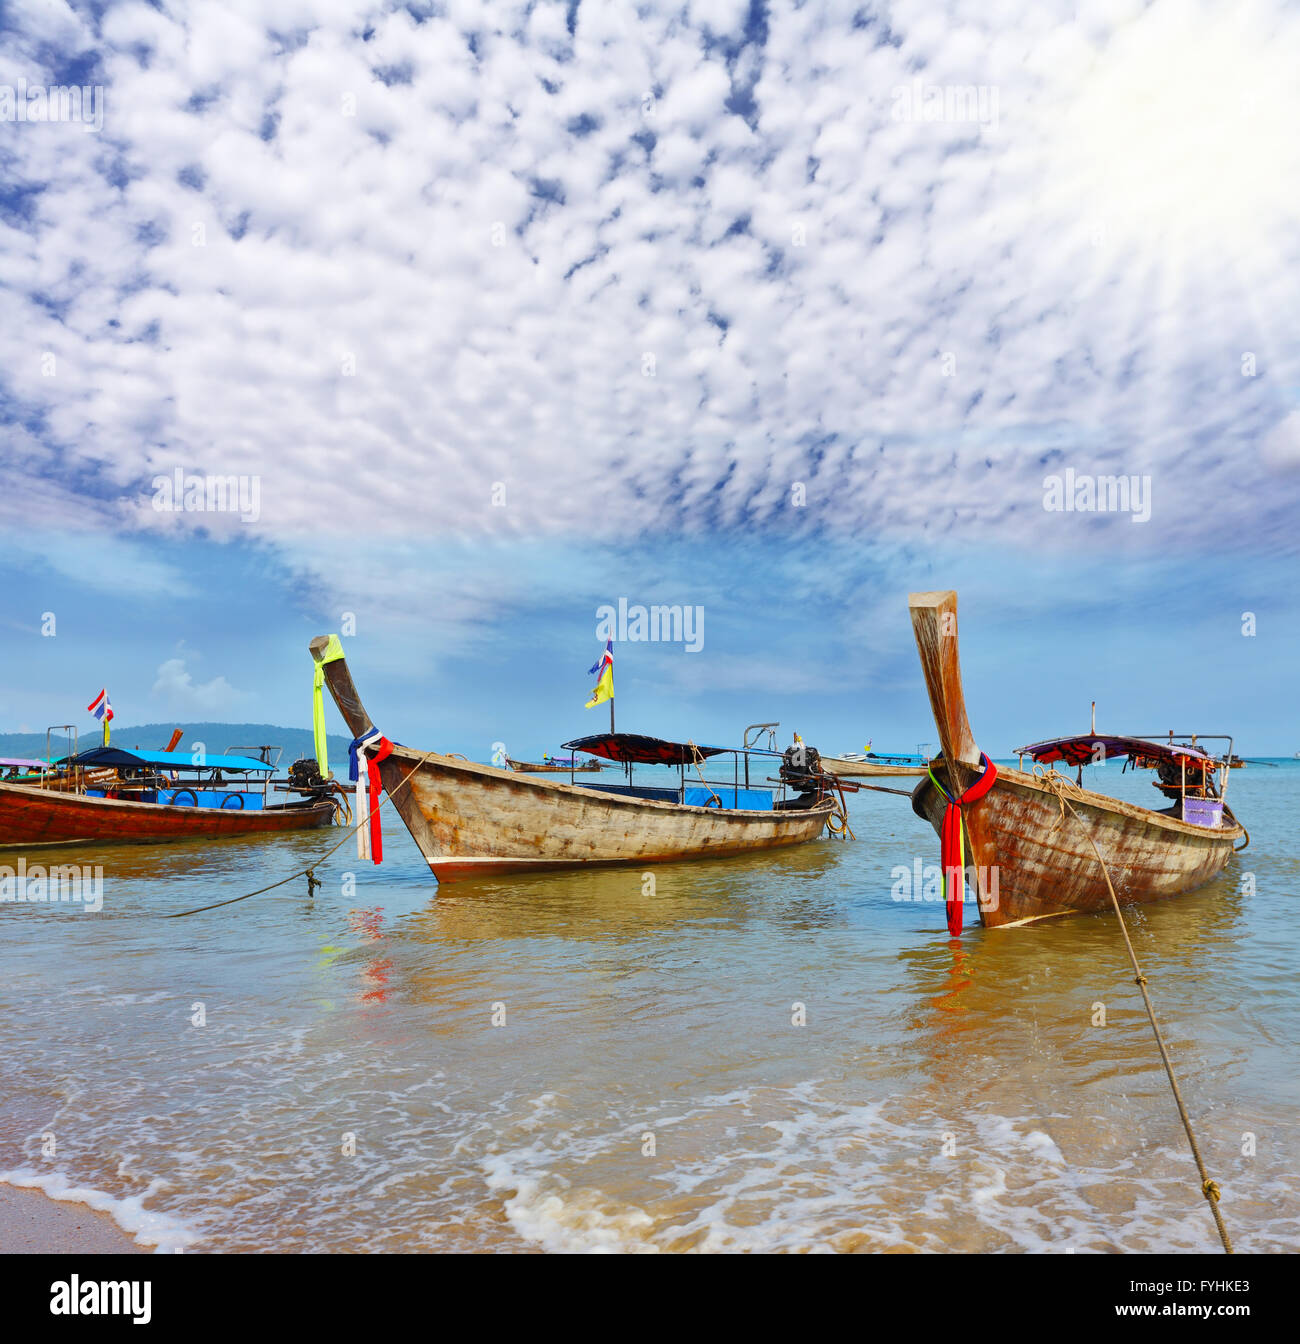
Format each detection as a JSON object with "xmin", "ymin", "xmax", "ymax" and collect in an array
[
  {"xmin": 1262, "ymin": 412, "xmax": 1300, "ymax": 469},
  {"xmin": 0, "ymin": 0, "xmax": 1296, "ymax": 629},
  {"xmin": 150, "ymin": 655, "xmax": 250, "ymax": 715},
  {"xmin": 690, "ymin": 0, "xmax": 753, "ymax": 40}
]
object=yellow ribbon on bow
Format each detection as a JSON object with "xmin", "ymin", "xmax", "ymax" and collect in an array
[{"xmin": 312, "ymin": 634, "xmax": 346, "ymax": 778}]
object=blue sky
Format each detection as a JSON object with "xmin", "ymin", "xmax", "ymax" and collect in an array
[{"xmin": 2, "ymin": 0, "xmax": 1298, "ymax": 758}]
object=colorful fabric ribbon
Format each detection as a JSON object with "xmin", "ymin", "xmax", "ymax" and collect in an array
[
  {"xmin": 311, "ymin": 635, "xmax": 346, "ymax": 778},
  {"xmin": 349, "ymin": 728, "xmax": 394, "ymax": 864},
  {"xmin": 927, "ymin": 753, "xmax": 998, "ymax": 935}
]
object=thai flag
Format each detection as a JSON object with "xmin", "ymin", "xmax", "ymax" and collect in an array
[
  {"xmin": 87, "ymin": 689, "xmax": 113, "ymax": 724},
  {"xmin": 588, "ymin": 639, "xmax": 613, "ymax": 677}
]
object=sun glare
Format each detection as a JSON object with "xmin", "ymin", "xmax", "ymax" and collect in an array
[{"xmin": 1056, "ymin": 4, "xmax": 1298, "ymax": 269}]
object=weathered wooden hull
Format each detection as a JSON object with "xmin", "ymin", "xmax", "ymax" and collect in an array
[
  {"xmin": 309, "ymin": 637, "xmax": 832, "ymax": 884},
  {"xmin": 506, "ymin": 759, "xmax": 604, "ymax": 774},
  {"xmin": 907, "ymin": 590, "xmax": 1244, "ymax": 930},
  {"xmin": 391, "ymin": 752, "xmax": 832, "ymax": 881},
  {"xmin": 912, "ymin": 762, "xmax": 1242, "ymax": 927},
  {"xmin": 822, "ymin": 756, "xmax": 928, "ymax": 779},
  {"xmin": 0, "ymin": 781, "xmax": 336, "ymax": 850}
]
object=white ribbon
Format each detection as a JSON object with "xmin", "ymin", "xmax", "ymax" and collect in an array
[{"xmin": 353, "ymin": 727, "xmax": 381, "ymax": 861}]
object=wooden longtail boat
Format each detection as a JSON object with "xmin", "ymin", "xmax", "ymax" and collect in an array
[
  {"xmin": 907, "ymin": 591, "xmax": 1245, "ymax": 929},
  {"xmin": 823, "ymin": 754, "xmax": 929, "ymax": 779},
  {"xmin": 310, "ymin": 636, "xmax": 835, "ymax": 882},
  {"xmin": 0, "ymin": 745, "xmax": 336, "ymax": 850},
  {"xmin": 505, "ymin": 756, "xmax": 606, "ymax": 774}
]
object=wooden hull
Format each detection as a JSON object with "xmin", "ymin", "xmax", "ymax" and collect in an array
[
  {"xmin": 397, "ymin": 753, "xmax": 832, "ymax": 881},
  {"xmin": 0, "ymin": 781, "xmax": 336, "ymax": 850},
  {"xmin": 822, "ymin": 756, "xmax": 928, "ymax": 779},
  {"xmin": 506, "ymin": 759, "xmax": 603, "ymax": 774},
  {"xmin": 309, "ymin": 638, "xmax": 832, "ymax": 883},
  {"xmin": 912, "ymin": 762, "xmax": 1241, "ymax": 927},
  {"xmin": 907, "ymin": 590, "xmax": 1243, "ymax": 929}
]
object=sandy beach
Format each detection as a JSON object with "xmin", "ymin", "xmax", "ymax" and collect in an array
[{"xmin": 0, "ymin": 1184, "xmax": 147, "ymax": 1254}]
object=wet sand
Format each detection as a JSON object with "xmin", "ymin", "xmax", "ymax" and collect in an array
[{"xmin": 0, "ymin": 1184, "xmax": 147, "ymax": 1254}]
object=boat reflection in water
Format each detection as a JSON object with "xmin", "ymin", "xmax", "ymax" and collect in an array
[{"xmin": 397, "ymin": 839, "xmax": 848, "ymax": 946}]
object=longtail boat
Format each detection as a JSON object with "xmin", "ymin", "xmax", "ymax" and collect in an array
[
  {"xmin": 0, "ymin": 756, "xmax": 50, "ymax": 782},
  {"xmin": 0, "ymin": 743, "xmax": 337, "ymax": 850},
  {"xmin": 823, "ymin": 751, "xmax": 930, "ymax": 779},
  {"xmin": 505, "ymin": 755, "xmax": 606, "ymax": 774},
  {"xmin": 907, "ymin": 590, "xmax": 1246, "ymax": 930},
  {"xmin": 310, "ymin": 636, "xmax": 837, "ymax": 882}
]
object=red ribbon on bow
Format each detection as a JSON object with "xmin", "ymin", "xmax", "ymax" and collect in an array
[
  {"xmin": 365, "ymin": 737, "xmax": 394, "ymax": 863},
  {"xmin": 928, "ymin": 754, "xmax": 998, "ymax": 935}
]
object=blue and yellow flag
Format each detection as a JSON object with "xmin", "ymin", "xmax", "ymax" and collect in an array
[{"xmin": 585, "ymin": 639, "xmax": 614, "ymax": 708}]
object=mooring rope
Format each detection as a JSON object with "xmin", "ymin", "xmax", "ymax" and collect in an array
[
  {"xmin": 328, "ymin": 780, "xmax": 353, "ymax": 826},
  {"xmin": 684, "ymin": 740, "xmax": 722, "ymax": 808},
  {"xmin": 823, "ymin": 775, "xmax": 857, "ymax": 840},
  {"xmin": 166, "ymin": 746, "xmax": 440, "ymax": 918},
  {"xmin": 1032, "ymin": 765, "xmax": 1234, "ymax": 1254}
]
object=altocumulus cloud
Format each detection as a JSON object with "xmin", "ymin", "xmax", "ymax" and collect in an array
[{"xmin": 0, "ymin": 0, "xmax": 1297, "ymax": 628}]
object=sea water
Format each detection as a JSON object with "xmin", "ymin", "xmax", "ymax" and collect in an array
[{"xmin": 1, "ymin": 762, "xmax": 1296, "ymax": 1252}]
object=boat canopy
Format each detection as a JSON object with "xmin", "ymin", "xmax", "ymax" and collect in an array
[
  {"xmin": 562, "ymin": 733, "xmax": 728, "ymax": 765},
  {"xmin": 1016, "ymin": 735, "xmax": 1214, "ymax": 767},
  {"xmin": 0, "ymin": 756, "xmax": 47, "ymax": 769},
  {"xmin": 58, "ymin": 747, "xmax": 275, "ymax": 772}
]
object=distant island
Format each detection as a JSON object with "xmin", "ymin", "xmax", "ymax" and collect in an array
[{"xmin": 0, "ymin": 722, "xmax": 352, "ymax": 765}]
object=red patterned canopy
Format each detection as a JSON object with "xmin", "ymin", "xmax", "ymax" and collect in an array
[
  {"xmin": 561, "ymin": 733, "xmax": 727, "ymax": 765},
  {"xmin": 1016, "ymin": 735, "xmax": 1214, "ymax": 768}
]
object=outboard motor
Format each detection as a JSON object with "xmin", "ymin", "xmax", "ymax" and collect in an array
[
  {"xmin": 780, "ymin": 743, "xmax": 824, "ymax": 799},
  {"xmin": 287, "ymin": 757, "xmax": 327, "ymax": 793}
]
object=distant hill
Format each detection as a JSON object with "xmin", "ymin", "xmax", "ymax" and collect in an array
[{"xmin": 0, "ymin": 722, "xmax": 352, "ymax": 764}]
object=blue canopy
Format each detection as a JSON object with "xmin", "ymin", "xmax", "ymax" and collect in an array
[{"xmin": 59, "ymin": 747, "xmax": 275, "ymax": 773}]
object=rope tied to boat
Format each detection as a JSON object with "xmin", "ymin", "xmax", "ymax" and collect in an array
[
  {"xmin": 327, "ymin": 780, "xmax": 353, "ymax": 826},
  {"xmin": 926, "ymin": 753, "xmax": 997, "ymax": 936},
  {"xmin": 823, "ymin": 775, "xmax": 856, "ymax": 840},
  {"xmin": 1032, "ymin": 766, "xmax": 1234, "ymax": 1255},
  {"xmin": 166, "ymin": 743, "xmax": 440, "ymax": 918},
  {"xmin": 1030, "ymin": 762, "xmax": 1091, "ymax": 824},
  {"xmin": 684, "ymin": 740, "xmax": 722, "ymax": 809}
]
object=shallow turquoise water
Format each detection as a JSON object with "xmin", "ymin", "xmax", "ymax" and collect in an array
[{"xmin": 0, "ymin": 761, "xmax": 1295, "ymax": 1252}]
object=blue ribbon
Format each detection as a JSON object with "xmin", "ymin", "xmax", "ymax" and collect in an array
[{"xmin": 348, "ymin": 728, "xmax": 381, "ymax": 782}]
